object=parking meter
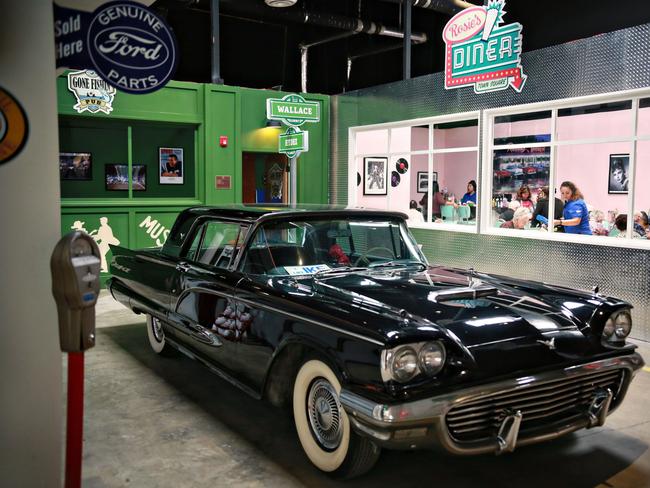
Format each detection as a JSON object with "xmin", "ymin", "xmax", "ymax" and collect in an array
[{"xmin": 51, "ymin": 231, "xmax": 101, "ymax": 352}]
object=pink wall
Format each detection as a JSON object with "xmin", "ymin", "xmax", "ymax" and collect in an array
[
  {"xmin": 557, "ymin": 109, "xmax": 632, "ymax": 140},
  {"xmin": 555, "ymin": 142, "xmax": 631, "ymax": 213},
  {"xmin": 494, "ymin": 117, "xmax": 550, "ymax": 139}
]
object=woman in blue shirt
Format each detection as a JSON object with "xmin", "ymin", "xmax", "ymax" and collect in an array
[
  {"xmin": 554, "ymin": 181, "xmax": 592, "ymax": 235},
  {"xmin": 460, "ymin": 180, "xmax": 477, "ymax": 205}
]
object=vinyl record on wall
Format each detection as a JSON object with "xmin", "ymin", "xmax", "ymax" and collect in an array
[
  {"xmin": 357, "ymin": 172, "xmax": 361, "ymax": 186},
  {"xmin": 391, "ymin": 170, "xmax": 400, "ymax": 187},
  {"xmin": 396, "ymin": 158, "xmax": 409, "ymax": 174}
]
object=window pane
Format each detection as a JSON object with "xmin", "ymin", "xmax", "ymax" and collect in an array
[
  {"xmin": 356, "ymin": 129, "xmax": 388, "ymax": 153},
  {"xmin": 555, "ymin": 142, "xmax": 632, "ymax": 237},
  {"xmin": 634, "ymin": 140, "xmax": 650, "ymax": 239},
  {"xmin": 556, "ymin": 101, "xmax": 632, "ymax": 141},
  {"xmin": 195, "ymin": 221, "xmax": 242, "ymax": 266},
  {"xmin": 638, "ymin": 98, "xmax": 650, "ymax": 137},
  {"xmin": 493, "ymin": 111, "xmax": 551, "ymax": 146},
  {"xmin": 433, "ymin": 120, "xmax": 478, "ymax": 149},
  {"xmin": 432, "ymin": 150, "xmax": 478, "ymax": 225},
  {"xmin": 388, "ymin": 125, "xmax": 430, "ymax": 152},
  {"xmin": 491, "ymin": 146, "xmax": 549, "ymax": 230},
  {"xmin": 406, "ymin": 154, "xmax": 427, "ymax": 224},
  {"xmin": 387, "ymin": 154, "xmax": 412, "ymax": 216}
]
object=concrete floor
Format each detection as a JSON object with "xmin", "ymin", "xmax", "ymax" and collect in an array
[{"xmin": 76, "ymin": 292, "xmax": 650, "ymax": 487}]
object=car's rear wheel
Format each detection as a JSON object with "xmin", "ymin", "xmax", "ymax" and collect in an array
[
  {"xmin": 146, "ymin": 314, "xmax": 175, "ymax": 356},
  {"xmin": 292, "ymin": 359, "xmax": 380, "ymax": 479}
]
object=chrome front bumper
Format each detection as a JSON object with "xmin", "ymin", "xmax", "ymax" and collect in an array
[{"xmin": 339, "ymin": 352, "xmax": 644, "ymax": 454}]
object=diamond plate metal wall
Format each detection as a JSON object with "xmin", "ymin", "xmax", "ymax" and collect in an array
[{"xmin": 331, "ymin": 24, "xmax": 650, "ymax": 341}]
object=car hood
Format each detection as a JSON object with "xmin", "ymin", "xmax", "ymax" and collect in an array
[{"xmin": 307, "ymin": 266, "xmax": 601, "ymax": 355}]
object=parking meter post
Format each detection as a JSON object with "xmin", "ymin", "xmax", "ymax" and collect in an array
[
  {"xmin": 51, "ymin": 231, "xmax": 101, "ymax": 488},
  {"xmin": 65, "ymin": 352, "xmax": 84, "ymax": 488}
]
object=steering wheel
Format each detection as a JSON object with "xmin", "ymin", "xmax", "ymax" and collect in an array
[{"xmin": 353, "ymin": 246, "xmax": 395, "ymax": 267}]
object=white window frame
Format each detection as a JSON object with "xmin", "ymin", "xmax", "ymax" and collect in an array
[
  {"xmin": 349, "ymin": 110, "xmax": 481, "ymax": 233},
  {"xmin": 481, "ymin": 87, "xmax": 650, "ymax": 250}
]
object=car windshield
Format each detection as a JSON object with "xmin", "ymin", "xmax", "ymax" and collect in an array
[{"xmin": 239, "ymin": 217, "xmax": 427, "ymax": 276}]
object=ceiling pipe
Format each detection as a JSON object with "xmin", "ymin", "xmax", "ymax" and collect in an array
[
  {"xmin": 213, "ymin": 1, "xmax": 428, "ymax": 43},
  {"xmin": 300, "ymin": 32, "xmax": 358, "ymax": 93},
  {"xmin": 377, "ymin": 0, "xmax": 476, "ymax": 15}
]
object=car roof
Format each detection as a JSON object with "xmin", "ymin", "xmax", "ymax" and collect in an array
[{"xmin": 181, "ymin": 204, "xmax": 408, "ymax": 223}]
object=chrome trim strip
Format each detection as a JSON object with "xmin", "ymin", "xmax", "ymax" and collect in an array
[
  {"xmin": 236, "ymin": 296, "xmax": 385, "ymax": 346},
  {"xmin": 136, "ymin": 253, "xmax": 177, "ymax": 268}
]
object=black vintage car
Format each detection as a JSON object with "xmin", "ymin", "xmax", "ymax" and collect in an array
[{"xmin": 108, "ymin": 206, "xmax": 644, "ymax": 478}]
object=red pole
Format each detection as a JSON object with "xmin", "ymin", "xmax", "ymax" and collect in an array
[{"xmin": 65, "ymin": 352, "xmax": 84, "ymax": 488}]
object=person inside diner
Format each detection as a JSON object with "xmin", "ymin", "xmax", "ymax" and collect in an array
[
  {"xmin": 419, "ymin": 181, "xmax": 446, "ymax": 221},
  {"xmin": 407, "ymin": 200, "xmax": 424, "ymax": 223},
  {"xmin": 554, "ymin": 181, "xmax": 592, "ymax": 235},
  {"xmin": 460, "ymin": 180, "xmax": 477, "ymax": 205},
  {"xmin": 531, "ymin": 186, "xmax": 564, "ymax": 231},
  {"xmin": 516, "ymin": 185, "xmax": 535, "ymax": 211},
  {"xmin": 500, "ymin": 207, "xmax": 532, "ymax": 229}
]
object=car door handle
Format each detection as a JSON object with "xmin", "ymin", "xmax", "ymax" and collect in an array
[
  {"xmin": 183, "ymin": 320, "xmax": 223, "ymax": 347},
  {"xmin": 176, "ymin": 262, "xmax": 191, "ymax": 272}
]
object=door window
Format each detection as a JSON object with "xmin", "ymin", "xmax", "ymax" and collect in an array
[{"xmin": 188, "ymin": 221, "xmax": 247, "ymax": 268}]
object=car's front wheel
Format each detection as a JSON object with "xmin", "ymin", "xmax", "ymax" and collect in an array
[
  {"xmin": 292, "ymin": 359, "xmax": 380, "ymax": 479},
  {"xmin": 146, "ymin": 314, "xmax": 175, "ymax": 356}
]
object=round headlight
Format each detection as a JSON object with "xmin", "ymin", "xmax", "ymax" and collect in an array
[
  {"xmin": 418, "ymin": 342, "xmax": 446, "ymax": 376},
  {"xmin": 391, "ymin": 347, "xmax": 418, "ymax": 383},
  {"xmin": 614, "ymin": 311, "xmax": 632, "ymax": 338},
  {"xmin": 603, "ymin": 317, "xmax": 615, "ymax": 337}
]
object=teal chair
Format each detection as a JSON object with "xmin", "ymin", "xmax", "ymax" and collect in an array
[
  {"xmin": 441, "ymin": 205, "xmax": 455, "ymax": 222},
  {"xmin": 457, "ymin": 205, "xmax": 471, "ymax": 222}
]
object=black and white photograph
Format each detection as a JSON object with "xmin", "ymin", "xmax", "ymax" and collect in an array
[
  {"xmin": 608, "ymin": 153, "xmax": 629, "ymax": 194},
  {"xmin": 159, "ymin": 147, "xmax": 184, "ymax": 184},
  {"xmin": 59, "ymin": 152, "xmax": 92, "ymax": 180},
  {"xmin": 417, "ymin": 171, "xmax": 437, "ymax": 193},
  {"xmin": 363, "ymin": 157, "xmax": 387, "ymax": 195}
]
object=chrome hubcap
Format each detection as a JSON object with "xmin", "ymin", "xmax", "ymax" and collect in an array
[
  {"xmin": 307, "ymin": 378, "xmax": 343, "ymax": 450},
  {"xmin": 152, "ymin": 317, "xmax": 164, "ymax": 342}
]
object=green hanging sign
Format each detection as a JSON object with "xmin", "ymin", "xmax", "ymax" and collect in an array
[
  {"xmin": 279, "ymin": 127, "xmax": 308, "ymax": 159},
  {"xmin": 266, "ymin": 94, "xmax": 320, "ymax": 127}
]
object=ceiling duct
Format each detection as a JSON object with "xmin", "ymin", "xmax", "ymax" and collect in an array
[
  {"xmin": 377, "ymin": 0, "xmax": 476, "ymax": 15},
  {"xmin": 214, "ymin": 0, "xmax": 428, "ymax": 43}
]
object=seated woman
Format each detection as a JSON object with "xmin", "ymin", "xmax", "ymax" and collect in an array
[
  {"xmin": 590, "ymin": 210, "xmax": 609, "ymax": 236},
  {"xmin": 407, "ymin": 200, "xmax": 424, "ymax": 223},
  {"xmin": 516, "ymin": 185, "xmax": 534, "ymax": 211},
  {"xmin": 460, "ymin": 180, "xmax": 477, "ymax": 205},
  {"xmin": 614, "ymin": 214, "xmax": 646, "ymax": 238},
  {"xmin": 500, "ymin": 207, "xmax": 532, "ymax": 229}
]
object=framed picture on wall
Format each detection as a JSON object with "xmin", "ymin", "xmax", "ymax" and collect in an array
[
  {"xmin": 159, "ymin": 147, "xmax": 184, "ymax": 184},
  {"xmin": 608, "ymin": 154, "xmax": 629, "ymax": 194},
  {"xmin": 59, "ymin": 152, "xmax": 92, "ymax": 180},
  {"xmin": 417, "ymin": 171, "xmax": 437, "ymax": 193},
  {"xmin": 105, "ymin": 164, "xmax": 147, "ymax": 191},
  {"xmin": 363, "ymin": 157, "xmax": 388, "ymax": 195}
]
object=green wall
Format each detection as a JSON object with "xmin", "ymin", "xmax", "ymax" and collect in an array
[{"xmin": 57, "ymin": 75, "xmax": 330, "ymax": 281}]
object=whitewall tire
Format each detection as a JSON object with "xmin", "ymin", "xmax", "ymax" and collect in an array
[
  {"xmin": 146, "ymin": 314, "xmax": 175, "ymax": 356},
  {"xmin": 292, "ymin": 359, "xmax": 380, "ymax": 478}
]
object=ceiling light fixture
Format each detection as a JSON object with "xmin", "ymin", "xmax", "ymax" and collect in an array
[{"xmin": 265, "ymin": 0, "xmax": 298, "ymax": 7}]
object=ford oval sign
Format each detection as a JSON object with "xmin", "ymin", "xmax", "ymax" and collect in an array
[{"xmin": 87, "ymin": 1, "xmax": 178, "ymax": 94}]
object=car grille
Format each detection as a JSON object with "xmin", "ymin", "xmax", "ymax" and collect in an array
[{"xmin": 446, "ymin": 369, "xmax": 625, "ymax": 443}]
